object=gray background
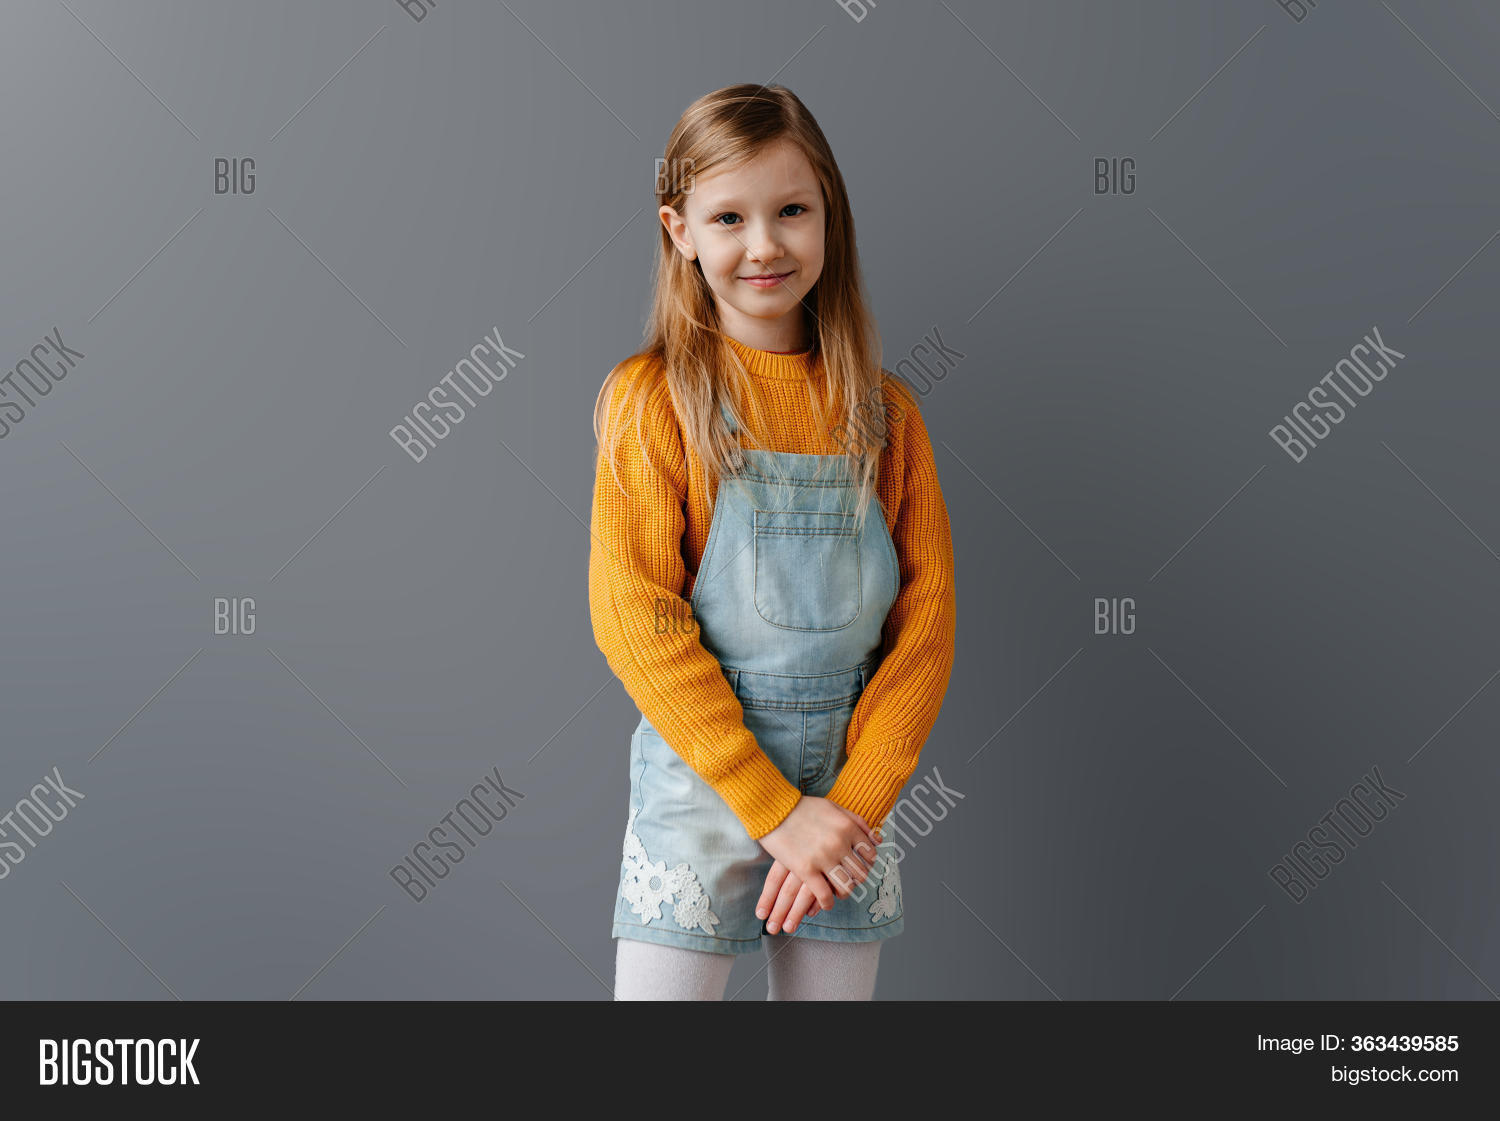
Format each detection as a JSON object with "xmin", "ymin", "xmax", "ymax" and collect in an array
[{"xmin": 2, "ymin": 0, "xmax": 1495, "ymax": 1000}]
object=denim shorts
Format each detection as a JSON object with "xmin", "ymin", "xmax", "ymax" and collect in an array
[{"xmin": 612, "ymin": 655, "xmax": 904, "ymax": 955}]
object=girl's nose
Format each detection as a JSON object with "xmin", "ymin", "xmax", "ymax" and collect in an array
[{"xmin": 745, "ymin": 227, "xmax": 784, "ymax": 265}]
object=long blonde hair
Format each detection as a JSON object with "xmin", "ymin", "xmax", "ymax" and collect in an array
[{"xmin": 592, "ymin": 83, "xmax": 889, "ymax": 529}]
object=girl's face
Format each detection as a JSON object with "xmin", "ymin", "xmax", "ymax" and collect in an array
[{"xmin": 660, "ymin": 138, "xmax": 825, "ymax": 351}]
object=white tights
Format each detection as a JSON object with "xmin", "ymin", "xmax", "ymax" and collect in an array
[{"xmin": 614, "ymin": 935, "xmax": 882, "ymax": 1000}]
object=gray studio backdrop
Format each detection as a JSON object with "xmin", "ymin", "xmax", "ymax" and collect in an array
[{"xmin": 2, "ymin": 1, "xmax": 1496, "ymax": 1000}]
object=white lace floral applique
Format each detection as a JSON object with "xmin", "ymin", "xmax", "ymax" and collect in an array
[
  {"xmin": 868, "ymin": 855, "xmax": 902, "ymax": 922},
  {"xmin": 620, "ymin": 808, "xmax": 721, "ymax": 936}
]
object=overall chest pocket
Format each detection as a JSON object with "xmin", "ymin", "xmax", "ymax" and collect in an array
[{"xmin": 753, "ymin": 508, "xmax": 861, "ymax": 631}]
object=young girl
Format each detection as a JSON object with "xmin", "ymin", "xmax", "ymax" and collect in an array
[{"xmin": 589, "ymin": 84, "xmax": 956, "ymax": 1000}]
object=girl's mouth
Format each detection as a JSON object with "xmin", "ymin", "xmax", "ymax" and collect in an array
[{"xmin": 741, "ymin": 270, "xmax": 794, "ymax": 288}]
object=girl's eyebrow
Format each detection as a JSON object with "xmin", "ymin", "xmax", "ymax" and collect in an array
[{"xmin": 700, "ymin": 189, "xmax": 817, "ymax": 211}]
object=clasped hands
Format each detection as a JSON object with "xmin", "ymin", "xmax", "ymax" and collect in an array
[{"xmin": 755, "ymin": 795, "xmax": 882, "ymax": 935}]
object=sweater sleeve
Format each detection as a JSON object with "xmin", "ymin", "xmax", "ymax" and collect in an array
[
  {"xmin": 825, "ymin": 378, "xmax": 957, "ymax": 831},
  {"xmin": 588, "ymin": 363, "xmax": 804, "ymax": 840}
]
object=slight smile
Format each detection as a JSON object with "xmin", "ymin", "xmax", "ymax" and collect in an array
[{"xmin": 740, "ymin": 270, "xmax": 795, "ymax": 288}]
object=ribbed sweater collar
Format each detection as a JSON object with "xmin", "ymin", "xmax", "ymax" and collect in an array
[{"xmin": 722, "ymin": 334, "xmax": 822, "ymax": 381}]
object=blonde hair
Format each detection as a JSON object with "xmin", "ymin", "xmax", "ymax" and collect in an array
[{"xmin": 592, "ymin": 83, "xmax": 889, "ymax": 531}]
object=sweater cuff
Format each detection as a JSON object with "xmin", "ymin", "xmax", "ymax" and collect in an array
[
  {"xmin": 708, "ymin": 744, "xmax": 804, "ymax": 840},
  {"xmin": 824, "ymin": 741, "xmax": 914, "ymax": 832}
]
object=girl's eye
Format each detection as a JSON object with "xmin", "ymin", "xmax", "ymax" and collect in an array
[{"xmin": 711, "ymin": 204, "xmax": 808, "ymax": 226}]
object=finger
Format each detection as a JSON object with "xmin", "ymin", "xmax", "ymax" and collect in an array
[
  {"xmin": 804, "ymin": 871, "xmax": 836, "ymax": 911},
  {"xmin": 851, "ymin": 813, "xmax": 881, "ymax": 853},
  {"xmin": 781, "ymin": 884, "xmax": 819, "ymax": 934},
  {"xmin": 827, "ymin": 859, "xmax": 860, "ymax": 898},
  {"xmin": 850, "ymin": 837, "xmax": 881, "ymax": 876},
  {"xmin": 755, "ymin": 861, "xmax": 789, "ymax": 921},
  {"xmin": 766, "ymin": 873, "xmax": 802, "ymax": 934},
  {"xmin": 772, "ymin": 879, "xmax": 806, "ymax": 932},
  {"xmin": 841, "ymin": 851, "xmax": 873, "ymax": 888}
]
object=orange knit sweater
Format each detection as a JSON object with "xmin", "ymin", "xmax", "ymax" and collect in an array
[{"xmin": 588, "ymin": 335, "xmax": 956, "ymax": 840}]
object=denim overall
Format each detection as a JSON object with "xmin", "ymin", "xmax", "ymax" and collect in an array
[{"xmin": 612, "ymin": 399, "xmax": 905, "ymax": 954}]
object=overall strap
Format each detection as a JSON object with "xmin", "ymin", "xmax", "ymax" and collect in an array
[{"xmin": 719, "ymin": 398, "xmax": 738, "ymax": 436}]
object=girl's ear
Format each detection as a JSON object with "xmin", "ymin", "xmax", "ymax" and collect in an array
[{"xmin": 659, "ymin": 205, "xmax": 697, "ymax": 261}]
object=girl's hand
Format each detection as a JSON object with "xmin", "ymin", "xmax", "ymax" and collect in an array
[
  {"xmin": 757, "ymin": 798, "xmax": 880, "ymax": 915},
  {"xmin": 756, "ymin": 798, "xmax": 882, "ymax": 931},
  {"xmin": 756, "ymin": 844, "xmax": 879, "ymax": 934},
  {"xmin": 757, "ymin": 862, "xmax": 818, "ymax": 934}
]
